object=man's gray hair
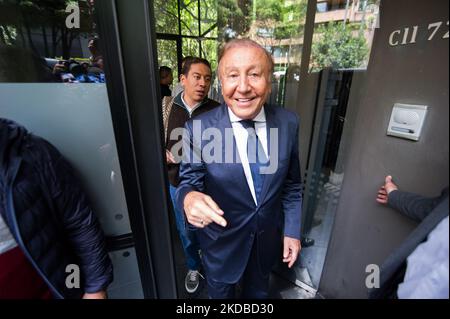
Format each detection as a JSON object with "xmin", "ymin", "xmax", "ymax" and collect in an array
[{"xmin": 218, "ymin": 39, "xmax": 275, "ymax": 75}]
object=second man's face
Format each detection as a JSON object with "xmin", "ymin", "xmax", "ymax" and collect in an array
[{"xmin": 181, "ymin": 63, "xmax": 212, "ymax": 104}]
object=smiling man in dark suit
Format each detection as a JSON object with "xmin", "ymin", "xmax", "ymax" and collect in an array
[{"xmin": 176, "ymin": 39, "xmax": 303, "ymax": 299}]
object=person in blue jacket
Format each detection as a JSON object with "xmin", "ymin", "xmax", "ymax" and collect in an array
[
  {"xmin": 0, "ymin": 118, "xmax": 113, "ymax": 299},
  {"xmin": 176, "ymin": 39, "xmax": 303, "ymax": 299}
]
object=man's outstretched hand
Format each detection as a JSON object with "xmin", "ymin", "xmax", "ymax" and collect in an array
[
  {"xmin": 184, "ymin": 191, "xmax": 227, "ymax": 228},
  {"xmin": 376, "ymin": 175, "xmax": 398, "ymax": 204}
]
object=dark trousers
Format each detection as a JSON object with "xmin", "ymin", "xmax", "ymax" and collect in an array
[{"xmin": 206, "ymin": 236, "xmax": 270, "ymax": 299}]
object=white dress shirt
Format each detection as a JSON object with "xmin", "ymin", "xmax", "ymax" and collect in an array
[
  {"xmin": 0, "ymin": 213, "xmax": 17, "ymax": 255},
  {"xmin": 397, "ymin": 215, "xmax": 449, "ymax": 299},
  {"xmin": 228, "ymin": 106, "xmax": 268, "ymax": 205}
]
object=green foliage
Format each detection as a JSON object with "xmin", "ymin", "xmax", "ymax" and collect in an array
[
  {"xmin": 155, "ymin": 0, "xmax": 218, "ymax": 37},
  {"xmin": 217, "ymin": 0, "xmax": 252, "ymax": 40},
  {"xmin": 255, "ymin": 0, "xmax": 282, "ymax": 21},
  {"xmin": 254, "ymin": 0, "xmax": 306, "ymax": 40},
  {"xmin": 180, "ymin": 0, "xmax": 200, "ymax": 36},
  {"xmin": 157, "ymin": 39, "xmax": 179, "ymax": 80},
  {"xmin": 155, "ymin": 0, "xmax": 220, "ymax": 72},
  {"xmin": 200, "ymin": 0, "xmax": 218, "ymax": 37},
  {"xmin": 154, "ymin": 0, "xmax": 179, "ymax": 34},
  {"xmin": 154, "ymin": 0, "xmax": 307, "ymax": 66},
  {"xmin": 310, "ymin": 22, "xmax": 369, "ymax": 71},
  {"xmin": 275, "ymin": 1, "xmax": 307, "ymax": 40},
  {"xmin": 201, "ymin": 39, "xmax": 218, "ymax": 71},
  {"xmin": 0, "ymin": 0, "xmax": 94, "ymax": 59}
]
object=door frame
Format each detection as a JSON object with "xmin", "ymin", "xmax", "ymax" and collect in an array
[{"xmin": 96, "ymin": 0, "xmax": 177, "ymax": 298}]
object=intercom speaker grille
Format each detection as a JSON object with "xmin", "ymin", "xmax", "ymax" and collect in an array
[{"xmin": 393, "ymin": 110, "xmax": 420, "ymax": 125}]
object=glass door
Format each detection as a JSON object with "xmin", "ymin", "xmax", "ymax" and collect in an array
[
  {"xmin": 0, "ymin": 0, "xmax": 177, "ymax": 298},
  {"xmin": 283, "ymin": 0, "xmax": 380, "ymax": 294}
]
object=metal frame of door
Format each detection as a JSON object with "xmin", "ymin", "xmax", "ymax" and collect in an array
[{"xmin": 95, "ymin": 0, "xmax": 177, "ymax": 298}]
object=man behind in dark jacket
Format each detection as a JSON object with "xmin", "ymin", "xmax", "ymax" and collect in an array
[
  {"xmin": 0, "ymin": 118, "xmax": 113, "ymax": 299},
  {"xmin": 372, "ymin": 175, "xmax": 448, "ymax": 299},
  {"xmin": 163, "ymin": 57, "xmax": 220, "ymax": 294}
]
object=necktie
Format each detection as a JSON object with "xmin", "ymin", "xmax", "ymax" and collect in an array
[{"xmin": 240, "ymin": 120, "xmax": 268, "ymax": 204}]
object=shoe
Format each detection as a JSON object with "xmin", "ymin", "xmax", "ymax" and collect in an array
[
  {"xmin": 301, "ymin": 237, "xmax": 315, "ymax": 248},
  {"xmin": 185, "ymin": 270, "xmax": 204, "ymax": 294}
]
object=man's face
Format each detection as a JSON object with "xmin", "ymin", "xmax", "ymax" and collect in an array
[
  {"xmin": 219, "ymin": 46, "xmax": 271, "ymax": 120},
  {"xmin": 181, "ymin": 63, "xmax": 212, "ymax": 104}
]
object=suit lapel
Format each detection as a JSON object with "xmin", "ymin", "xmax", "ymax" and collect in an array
[{"xmin": 258, "ymin": 105, "xmax": 279, "ymax": 207}]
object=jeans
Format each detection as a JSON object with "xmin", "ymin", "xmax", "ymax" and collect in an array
[{"xmin": 169, "ymin": 185, "xmax": 201, "ymax": 271}]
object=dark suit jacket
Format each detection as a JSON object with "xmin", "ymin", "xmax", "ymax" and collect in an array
[
  {"xmin": 176, "ymin": 104, "xmax": 302, "ymax": 283},
  {"xmin": 369, "ymin": 187, "xmax": 449, "ymax": 298}
]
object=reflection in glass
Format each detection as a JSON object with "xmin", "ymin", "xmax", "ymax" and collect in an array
[
  {"xmin": 298, "ymin": 0, "xmax": 380, "ymax": 290},
  {"xmin": 310, "ymin": 0, "xmax": 379, "ymax": 72},
  {"xmin": 0, "ymin": 0, "xmax": 143, "ymax": 298},
  {"xmin": 0, "ymin": 0, "xmax": 104, "ymax": 83}
]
